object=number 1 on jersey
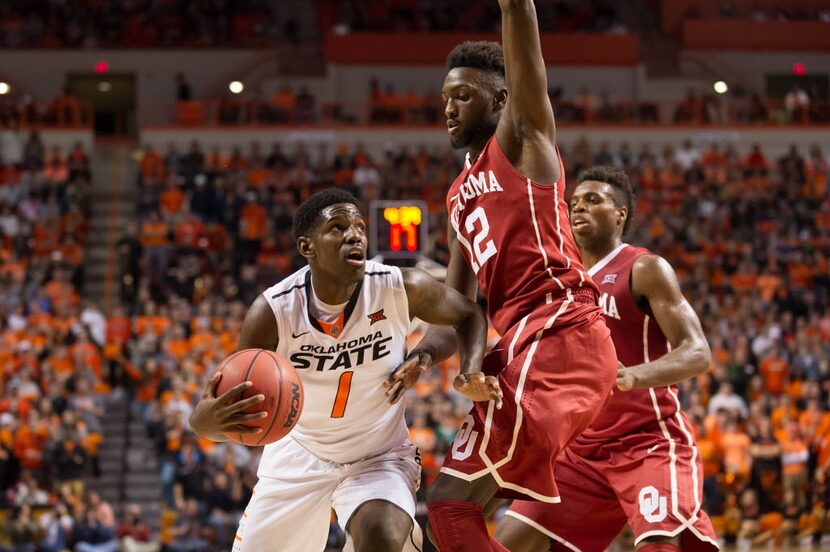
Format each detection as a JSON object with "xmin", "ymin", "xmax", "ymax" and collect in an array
[{"xmin": 331, "ymin": 371, "xmax": 353, "ymax": 418}]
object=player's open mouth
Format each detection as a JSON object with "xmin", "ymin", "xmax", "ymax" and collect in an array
[
  {"xmin": 571, "ymin": 217, "xmax": 590, "ymax": 229},
  {"xmin": 345, "ymin": 248, "xmax": 365, "ymax": 266},
  {"xmin": 447, "ymin": 120, "xmax": 460, "ymax": 135}
]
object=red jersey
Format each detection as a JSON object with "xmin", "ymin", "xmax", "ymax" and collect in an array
[
  {"xmin": 578, "ymin": 244, "xmax": 691, "ymax": 444},
  {"xmin": 446, "ymin": 136, "xmax": 596, "ymax": 335}
]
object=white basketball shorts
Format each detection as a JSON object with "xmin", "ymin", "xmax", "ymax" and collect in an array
[{"xmin": 233, "ymin": 436, "xmax": 422, "ymax": 552}]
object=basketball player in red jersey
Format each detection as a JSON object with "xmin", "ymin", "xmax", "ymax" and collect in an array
[
  {"xmin": 494, "ymin": 166, "xmax": 719, "ymax": 551},
  {"xmin": 387, "ymin": 1, "xmax": 617, "ymax": 549}
]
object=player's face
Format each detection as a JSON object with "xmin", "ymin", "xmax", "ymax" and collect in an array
[
  {"xmin": 442, "ymin": 68, "xmax": 502, "ymax": 150},
  {"xmin": 305, "ymin": 203, "xmax": 367, "ymax": 282},
  {"xmin": 569, "ymin": 181, "xmax": 624, "ymax": 246}
]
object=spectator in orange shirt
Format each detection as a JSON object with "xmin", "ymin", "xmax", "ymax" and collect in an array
[
  {"xmin": 140, "ymin": 145, "xmax": 165, "ymax": 185},
  {"xmin": 238, "ymin": 193, "xmax": 267, "ymax": 264},
  {"xmin": 780, "ymin": 421, "xmax": 809, "ymax": 508},
  {"xmin": 721, "ymin": 418, "xmax": 753, "ymax": 480},
  {"xmin": 140, "ymin": 211, "xmax": 170, "ymax": 281},
  {"xmin": 760, "ymin": 345, "xmax": 789, "ymax": 395},
  {"xmin": 175, "ymin": 212, "xmax": 206, "ymax": 252},
  {"xmin": 106, "ymin": 305, "xmax": 132, "ymax": 344},
  {"xmin": 159, "ymin": 178, "xmax": 186, "ymax": 223}
]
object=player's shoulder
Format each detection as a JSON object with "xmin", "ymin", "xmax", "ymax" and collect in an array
[
  {"xmin": 263, "ymin": 266, "xmax": 310, "ymax": 303},
  {"xmin": 630, "ymin": 252, "xmax": 680, "ymax": 295},
  {"xmin": 362, "ymin": 260, "xmax": 405, "ymax": 289}
]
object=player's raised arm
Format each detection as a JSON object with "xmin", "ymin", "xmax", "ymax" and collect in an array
[
  {"xmin": 189, "ymin": 295, "xmax": 274, "ymax": 441},
  {"xmin": 497, "ymin": 0, "xmax": 555, "ymax": 139},
  {"xmin": 617, "ymin": 255, "xmax": 711, "ymax": 390}
]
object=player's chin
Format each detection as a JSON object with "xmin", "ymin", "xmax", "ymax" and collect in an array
[
  {"xmin": 449, "ymin": 133, "xmax": 468, "ymax": 150},
  {"xmin": 341, "ymin": 259, "xmax": 366, "ymax": 278}
]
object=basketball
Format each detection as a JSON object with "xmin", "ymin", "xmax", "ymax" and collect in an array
[{"xmin": 214, "ymin": 349, "xmax": 304, "ymax": 447}]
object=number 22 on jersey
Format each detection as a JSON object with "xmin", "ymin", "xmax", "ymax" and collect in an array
[{"xmin": 456, "ymin": 206, "xmax": 497, "ymax": 274}]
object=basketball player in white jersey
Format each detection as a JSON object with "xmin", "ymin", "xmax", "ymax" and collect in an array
[{"xmin": 189, "ymin": 189, "xmax": 500, "ymax": 552}]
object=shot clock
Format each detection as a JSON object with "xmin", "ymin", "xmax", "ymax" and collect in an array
[{"xmin": 369, "ymin": 200, "xmax": 429, "ymax": 259}]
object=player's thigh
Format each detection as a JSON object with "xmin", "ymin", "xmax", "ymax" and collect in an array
[
  {"xmin": 333, "ymin": 442, "xmax": 422, "ymax": 550},
  {"xmin": 234, "ymin": 439, "xmax": 342, "ymax": 552},
  {"xmin": 501, "ymin": 449, "xmax": 626, "ymax": 552},
  {"xmin": 233, "ymin": 475, "xmax": 335, "ymax": 552}
]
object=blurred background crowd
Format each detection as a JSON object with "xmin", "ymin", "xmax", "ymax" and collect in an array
[
  {"xmin": 0, "ymin": 0, "xmax": 829, "ymax": 550},
  {"xmin": 1, "ymin": 130, "xmax": 829, "ymax": 549}
]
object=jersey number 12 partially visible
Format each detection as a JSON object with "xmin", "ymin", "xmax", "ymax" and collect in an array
[{"xmin": 457, "ymin": 207, "xmax": 497, "ymax": 274}]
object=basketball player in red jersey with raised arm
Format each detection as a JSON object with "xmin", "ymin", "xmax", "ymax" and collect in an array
[
  {"xmin": 495, "ymin": 166, "xmax": 719, "ymax": 551},
  {"xmin": 385, "ymin": 1, "xmax": 618, "ymax": 550}
]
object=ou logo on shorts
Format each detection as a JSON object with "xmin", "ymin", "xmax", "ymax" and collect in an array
[
  {"xmin": 451, "ymin": 415, "xmax": 479, "ymax": 460},
  {"xmin": 639, "ymin": 486, "xmax": 668, "ymax": 523}
]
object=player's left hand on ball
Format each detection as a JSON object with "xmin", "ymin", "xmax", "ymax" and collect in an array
[
  {"xmin": 385, "ymin": 351, "xmax": 432, "ymax": 405},
  {"xmin": 454, "ymin": 372, "xmax": 503, "ymax": 409},
  {"xmin": 615, "ymin": 362, "xmax": 635, "ymax": 391}
]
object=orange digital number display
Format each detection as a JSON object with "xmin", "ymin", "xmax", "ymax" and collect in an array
[{"xmin": 383, "ymin": 206, "xmax": 422, "ymax": 252}]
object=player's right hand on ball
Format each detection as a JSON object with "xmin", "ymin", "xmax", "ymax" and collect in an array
[
  {"xmin": 453, "ymin": 372, "xmax": 503, "ymax": 409},
  {"xmin": 189, "ymin": 372, "xmax": 268, "ymax": 441}
]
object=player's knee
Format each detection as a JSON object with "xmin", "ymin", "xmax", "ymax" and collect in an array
[{"xmin": 351, "ymin": 515, "xmax": 410, "ymax": 552}]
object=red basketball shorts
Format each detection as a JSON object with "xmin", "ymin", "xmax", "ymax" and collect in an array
[
  {"xmin": 440, "ymin": 295, "xmax": 617, "ymax": 503},
  {"xmin": 507, "ymin": 436, "xmax": 719, "ymax": 550}
]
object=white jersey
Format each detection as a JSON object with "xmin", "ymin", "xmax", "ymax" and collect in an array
[{"xmin": 259, "ymin": 261, "xmax": 411, "ymax": 468}]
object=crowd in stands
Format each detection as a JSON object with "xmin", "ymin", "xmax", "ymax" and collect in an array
[
  {"xmin": 0, "ymin": 132, "xmax": 134, "ymax": 551},
  {"xmin": 1, "ymin": 129, "xmax": 829, "ymax": 549},
  {"xmin": 680, "ymin": 0, "xmax": 830, "ymax": 22},
  {"xmin": 0, "ymin": 0, "xmax": 277, "ymax": 49},
  {"xmin": 122, "ymin": 136, "xmax": 830, "ymax": 549},
  {"xmin": 171, "ymin": 80, "xmax": 828, "ymax": 128},
  {"xmin": 317, "ymin": 0, "xmax": 623, "ymax": 34},
  {"xmin": 0, "ymin": 91, "xmax": 90, "ymax": 130}
]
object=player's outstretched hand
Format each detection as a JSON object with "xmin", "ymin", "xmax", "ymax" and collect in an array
[
  {"xmin": 385, "ymin": 351, "xmax": 432, "ymax": 405},
  {"xmin": 453, "ymin": 372, "xmax": 503, "ymax": 409},
  {"xmin": 615, "ymin": 362, "xmax": 635, "ymax": 391},
  {"xmin": 189, "ymin": 372, "xmax": 268, "ymax": 441}
]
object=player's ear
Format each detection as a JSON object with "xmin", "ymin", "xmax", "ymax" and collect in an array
[
  {"xmin": 616, "ymin": 207, "xmax": 628, "ymax": 228},
  {"xmin": 297, "ymin": 236, "xmax": 314, "ymax": 260},
  {"xmin": 493, "ymin": 87, "xmax": 508, "ymax": 113}
]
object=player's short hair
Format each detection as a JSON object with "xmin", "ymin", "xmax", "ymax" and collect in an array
[
  {"xmin": 577, "ymin": 165, "xmax": 636, "ymax": 235},
  {"xmin": 446, "ymin": 41, "xmax": 505, "ymax": 80},
  {"xmin": 292, "ymin": 188, "xmax": 359, "ymax": 241}
]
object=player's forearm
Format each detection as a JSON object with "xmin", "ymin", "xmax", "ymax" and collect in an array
[
  {"xmin": 409, "ymin": 325, "xmax": 459, "ymax": 365},
  {"xmin": 454, "ymin": 307, "xmax": 488, "ymax": 376},
  {"xmin": 624, "ymin": 342, "xmax": 711, "ymax": 389},
  {"xmin": 498, "ymin": 0, "xmax": 534, "ymax": 13}
]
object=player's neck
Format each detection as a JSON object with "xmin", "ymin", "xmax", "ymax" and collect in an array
[
  {"xmin": 466, "ymin": 135, "xmax": 490, "ymax": 162},
  {"xmin": 309, "ymin": 275, "xmax": 357, "ymax": 306},
  {"xmin": 580, "ymin": 238, "xmax": 623, "ymax": 270}
]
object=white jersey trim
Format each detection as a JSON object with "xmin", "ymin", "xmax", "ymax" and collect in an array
[{"xmin": 587, "ymin": 243, "xmax": 629, "ymax": 278}]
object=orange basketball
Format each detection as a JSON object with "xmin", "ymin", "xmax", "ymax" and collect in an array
[{"xmin": 214, "ymin": 349, "xmax": 304, "ymax": 446}]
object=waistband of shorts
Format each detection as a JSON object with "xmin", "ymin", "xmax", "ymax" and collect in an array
[
  {"xmin": 543, "ymin": 286, "xmax": 596, "ymax": 307},
  {"xmin": 568, "ymin": 287, "xmax": 597, "ymax": 305}
]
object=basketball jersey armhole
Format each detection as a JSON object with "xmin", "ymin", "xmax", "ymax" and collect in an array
[
  {"xmin": 387, "ymin": 266, "xmax": 411, "ymax": 333},
  {"xmin": 490, "ymin": 134, "xmax": 566, "ymax": 190}
]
